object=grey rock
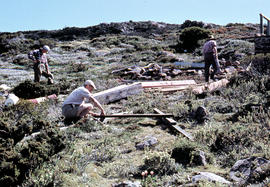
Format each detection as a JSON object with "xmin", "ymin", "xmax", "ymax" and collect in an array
[
  {"xmin": 230, "ymin": 157, "xmax": 270, "ymax": 184},
  {"xmin": 199, "ymin": 151, "xmax": 207, "ymax": 166},
  {"xmin": 195, "ymin": 106, "xmax": 207, "ymax": 123},
  {"xmin": 192, "ymin": 172, "xmax": 231, "ymax": 184},
  {"xmin": 112, "ymin": 180, "xmax": 141, "ymax": 187},
  {"xmin": 135, "ymin": 136, "xmax": 158, "ymax": 150}
]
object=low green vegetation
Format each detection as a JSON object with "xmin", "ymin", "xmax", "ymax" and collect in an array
[{"xmin": 0, "ymin": 22, "xmax": 269, "ymax": 186}]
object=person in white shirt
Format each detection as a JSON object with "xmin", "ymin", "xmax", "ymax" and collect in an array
[{"xmin": 62, "ymin": 80, "xmax": 105, "ymax": 119}]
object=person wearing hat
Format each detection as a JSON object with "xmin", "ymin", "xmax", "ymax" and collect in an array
[
  {"xmin": 62, "ymin": 80, "xmax": 105, "ymax": 119},
  {"xmin": 202, "ymin": 35, "xmax": 222, "ymax": 82},
  {"xmin": 28, "ymin": 45, "xmax": 54, "ymax": 84}
]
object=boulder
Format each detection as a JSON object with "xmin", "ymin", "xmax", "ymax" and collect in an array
[
  {"xmin": 135, "ymin": 136, "xmax": 158, "ymax": 150},
  {"xmin": 195, "ymin": 106, "xmax": 207, "ymax": 123},
  {"xmin": 192, "ymin": 172, "xmax": 231, "ymax": 184},
  {"xmin": 230, "ymin": 157, "xmax": 270, "ymax": 184},
  {"xmin": 4, "ymin": 93, "xmax": 19, "ymax": 106}
]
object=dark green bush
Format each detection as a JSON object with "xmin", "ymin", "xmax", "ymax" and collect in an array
[
  {"xmin": 181, "ymin": 20, "xmax": 205, "ymax": 29},
  {"xmin": 171, "ymin": 137, "xmax": 213, "ymax": 166},
  {"xmin": 242, "ymin": 54, "xmax": 270, "ymax": 76},
  {"xmin": 0, "ymin": 119, "xmax": 66, "ymax": 187},
  {"xmin": 179, "ymin": 26, "xmax": 211, "ymax": 52},
  {"xmin": 12, "ymin": 80, "xmax": 71, "ymax": 99}
]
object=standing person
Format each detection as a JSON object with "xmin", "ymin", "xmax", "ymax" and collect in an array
[
  {"xmin": 62, "ymin": 80, "xmax": 105, "ymax": 119},
  {"xmin": 203, "ymin": 35, "xmax": 222, "ymax": 82},
  {"xmin": 28, "ymin": 45, "xmax": 54, "ymax": 84}
]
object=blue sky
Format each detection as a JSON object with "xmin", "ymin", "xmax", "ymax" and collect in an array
[{"xmin": 1, "ymin": 0, "xmax": 270, "ymax": 32}]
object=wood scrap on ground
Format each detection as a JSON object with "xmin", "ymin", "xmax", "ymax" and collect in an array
[
  {"xmin": 154, "ymin": 108, "xmax": 194, "ymax": 141},
  {"xmin": 112, "ymin": 63, "xmax": 202, "ymax": 81},
  {"xmin": 27, "ymin": 94, "xmax": 58, "ymax": 104}
]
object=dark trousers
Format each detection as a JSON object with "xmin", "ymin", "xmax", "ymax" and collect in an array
[
  {"xmin": 204, "ymin": 53, "xmax": 217, "ymax": 82},
  {"xmin": 33, "ymin": 63, "xmax": 53, "ymax": 83}
]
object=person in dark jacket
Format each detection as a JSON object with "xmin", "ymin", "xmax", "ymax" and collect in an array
[
  {"xmin": 202, "ymin": 35, "xmax": 222, "ymax": 82},
  {"xmin": 28, "ymin": 45, "xmax": 54, "ymax": 84}
]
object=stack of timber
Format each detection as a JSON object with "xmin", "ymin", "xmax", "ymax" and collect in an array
[
  {"xmin": 90, "ymin": 78, "xmax": 229, "ymax": 105},
  {"xmin": 140, "ymin": 80, "xmax": 197, "ymax": 92}
]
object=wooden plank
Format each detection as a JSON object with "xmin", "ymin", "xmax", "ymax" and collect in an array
[
  {"xmin": 140, "ymin": 80, "xmax": 196, "ymax": 88},
  {"xmin": 154, "ymin": 108, "xmax": 176, "ymax": 125},
  {"xmin": 260, "ymin": 13, "xmax": 270, "ymax": 22},
  {"xmin": 93, "ymin": 83, "xmax": 143, "ymax": 104},
  {"xmin": 154, "ymin": 108, "xmax": 194, "ymax": 141},
  {"xmin": 94, "ymin": 113, "xmax": 174, "ymax": 118},
  {"xmin": 172, "ymin": 125, "xmax": 194, "ymax": 141},
  {"xmin": 161, "ymin": 85, "xmax": 191, "ymax": 92}
]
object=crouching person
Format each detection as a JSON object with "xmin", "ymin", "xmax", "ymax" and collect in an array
[{"xmin": 62, "ymin": 80, "xmax": 105, "ymax": 120}]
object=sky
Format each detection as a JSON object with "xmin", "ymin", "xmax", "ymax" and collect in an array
[{"xmin": 1, "ymin": 0, "xmax": 270, "ymax": 32}]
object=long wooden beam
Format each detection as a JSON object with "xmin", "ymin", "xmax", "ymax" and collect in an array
[
  {"xmin": 140, "ymin": 80, "xmax": 196, "ymax": 88},
  {"xmin": 94, "ymin": 113, "xmax": 174, "ymax": 118}
]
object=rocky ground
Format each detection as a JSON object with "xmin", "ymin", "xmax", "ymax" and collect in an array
[{"xmin": 0, "ymin": 21, "xmax": 270, "ymax": 186}]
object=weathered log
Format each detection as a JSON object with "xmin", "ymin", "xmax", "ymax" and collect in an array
[
  {"xmin": 93, "ymin": 83, "xmax": 143, "ymax": 104},
  {"xmin": 192, "ymin": 79, "xmax": 229, "ymax": 94}
]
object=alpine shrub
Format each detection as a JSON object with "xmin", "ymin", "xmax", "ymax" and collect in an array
[{"xmin": 179, "ymin": 27, "xmax": 211, "ymax": 52}]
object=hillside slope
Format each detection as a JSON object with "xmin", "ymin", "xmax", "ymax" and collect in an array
[{"xmin": 0, "ymin": 21, "xmax": 269, "ymax": 187}]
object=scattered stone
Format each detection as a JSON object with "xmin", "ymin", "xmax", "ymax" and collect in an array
[
  {"xmin": 198, "ymin": 151, "xmax": 207, "ymax": 166},
  {"xmin": 195, "ymin": 106, "xmax": 207, "ymax": 123},
  {"xmin": 112, "ymin": 180, "xmax": 141, "ymax": 187},
  {"xmin": 225, "ymin": 66, "xmax": 237, "ymax": 74},
  {"xmin": 138, "ymin": 119, "xmax": 157, "ymax": 126},
  {"xmin": 230, "ymin": 156, "xmax": 270, "ymax": 185},
  {"xmin": 192, "ymin": 172, "xmax": 231, "ymax": 184},
  {"xmin": 0, "ymin": 84, "xmax": 11, "ymax": 91},
  {"xmin": 135, "ymin": 136, "xmax": 158, "ymax": 150},
  {"xmin": 4, "ymin": 93, "xmax": 19, "ymax": 106}
]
